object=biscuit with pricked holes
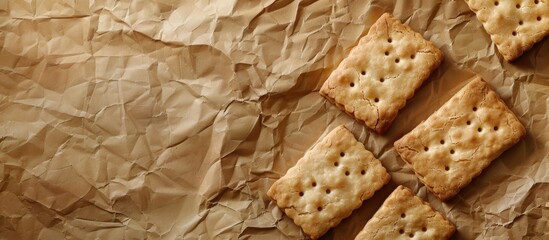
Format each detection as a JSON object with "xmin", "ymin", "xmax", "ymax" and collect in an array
[
  {"xmin": 355, "ymin": 185, "xmax": 455, "ymax": 240},
  {"xmin": 320, "ymin": 13, "xmax": 443, "ymax": 134},
  {"xmin": 394, "ymin": 77, "xmax": 526, "ymax": 201},
  {"xmin": 267, "ymin": 125, "xmax": 390, "ymax": 239},
  {"xmin": 463, "ymin": 0, "xmax": 549, "ymax": 61}
]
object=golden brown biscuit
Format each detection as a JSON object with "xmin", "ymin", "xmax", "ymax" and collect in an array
[
  {"xmin": 394, "ymin": 77, "xmax": 526, "ymax": 201},
  {"xmin": 320, "ymin": 13, "xmax": 443, "ymax": 134},
  {"xmin": 267, "ymin": 125, "xmax": 390, "ymax": 239},
  {"xmin": 355, "ymin": 186, "xmax": 455, "ymax": 240},
  {"xmin": 464, "ymin": 0, "xmax": 549, "ymax": 61}
]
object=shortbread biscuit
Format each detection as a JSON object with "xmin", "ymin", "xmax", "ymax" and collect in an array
[
  {"xmin": 320, "ymin": 13, "xmax": 444, "ymax": 134},
  {"xmin": 464, "ymin": 0, "xmax": 549, "ymax": 61},
  {"xmin": 355, "ymin": 186, "xmax": 455, "ymax": 240},
  {"xmin": 267, "ymin": 125, "xmax": 390, "ymax": 239},
  {"xmin": 394, "ymin": 77, "xmax": 526, "ymax": 201}
]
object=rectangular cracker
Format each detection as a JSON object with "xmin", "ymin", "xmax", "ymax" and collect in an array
[
  {"xmin": 355, "ymin": 185, "xmax": 455, "ymax": 240},
  {"xmin": 320, "ymin": 13, "xmax": 444, "ymax": 134},
  {"xmin": 464, "ymin": 0, "xmax": 549, "ymax": 61},
  {"xmin": 267, "ymin": 125, "xmax": 390, "ymax": 239},
  {"xmin": 394, "ymin": 77, "xmax": 526, "ymax": 201}
]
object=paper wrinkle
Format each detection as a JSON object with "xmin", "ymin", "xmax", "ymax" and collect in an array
[{"xmin": 0, "ymin": 0, "xmax": 548, "ymax": 239}]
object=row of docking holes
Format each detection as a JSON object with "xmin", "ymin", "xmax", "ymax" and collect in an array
[
  {"xmin": 349, "ymin": 37, "xmax": 412, "ymax": 103},
  {"xmin": 297, "ymin": 152, "xmax": 367, "ymax": 212},
  {"xmin": 422, "ymin": 106, "xmax": 499, "ymax": 171},
  {"xmin": 492, "ymin": 0, "xmax": 543, "ymax": 36},
  {"xmin": 398, "ymin": 213, "xmax": 428, "ymax": 237}
]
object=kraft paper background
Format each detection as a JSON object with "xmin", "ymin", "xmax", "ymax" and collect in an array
[{"xmin": 0, "ymin": 0, "xmax": 548, "ymax": 239}]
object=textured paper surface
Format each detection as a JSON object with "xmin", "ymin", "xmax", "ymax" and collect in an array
[{"xmin": 0, "ymin": 0, "xmax": 548, "ymax": 239}]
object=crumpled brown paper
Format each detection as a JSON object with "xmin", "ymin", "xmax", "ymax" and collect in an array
[{"xmin": 0, "ymin": 0, "xmax": 547, "ymax": 239}]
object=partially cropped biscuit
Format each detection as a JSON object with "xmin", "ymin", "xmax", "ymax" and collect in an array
[
  {"xmin": 320, "ymin": 13, "xmax": 443, "ymax": 134},
  {"xmin": 464, "ymin": 0, "xmax": 549, "ymax": 61},
  {"xmin": 355, "ymin": 186, "xmax": 455, "ymax": 240},
  {"xmin": 267, "ymin": 125, "xmax": 390, "ymax": 239},
  {"xmin": 395, "ymin": 77, "xmax": 526, "ymax": 201}
]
